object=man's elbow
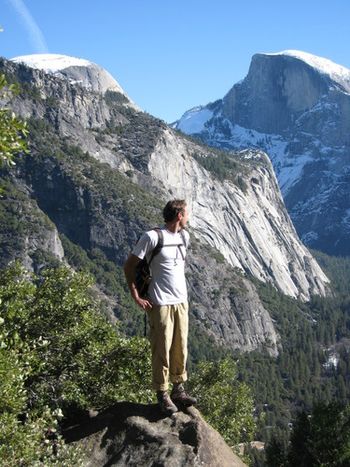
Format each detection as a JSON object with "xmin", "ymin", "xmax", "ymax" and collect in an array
[
  {"xmin": 123, "ymin": 254, "xmax": 138, "ymax": 277},
  {"xmin": 123, "ymin": 257, "xmax": 130, "ymax": 276}
]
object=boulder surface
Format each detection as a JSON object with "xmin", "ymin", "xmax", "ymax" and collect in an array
[{"xmin": 64, "ymin": 402, "xmax": 247, "ymax": 466}]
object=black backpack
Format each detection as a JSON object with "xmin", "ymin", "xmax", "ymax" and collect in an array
[
  {"xmin": 135, "ymin": 228, "xmax": 187, "ymax": 298},
  {"xmin": 135, "ymin": 228, "xmax": 163, "ymax": 298}
]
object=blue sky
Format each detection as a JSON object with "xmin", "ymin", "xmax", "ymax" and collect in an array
[{"xmin": 1, "ymin": 0, "xmax": 350, "ymax": 122}]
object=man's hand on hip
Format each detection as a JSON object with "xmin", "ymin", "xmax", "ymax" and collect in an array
[{"xmin": 135, "ymin": 296, "xmax": 153, "ymax": 311}]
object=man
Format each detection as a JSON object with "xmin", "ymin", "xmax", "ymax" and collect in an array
[{"xmin": 123, "ymin": 199, "xmax": 196, "ymax": 415}]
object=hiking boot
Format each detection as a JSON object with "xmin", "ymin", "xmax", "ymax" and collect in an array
[
  {"xmin": 157, "ymin": 391, "xmax": 178, "ymax": 416},
  {"xmin": 171, "ymin": 384, "xmax": 197, "ymax": 407}
]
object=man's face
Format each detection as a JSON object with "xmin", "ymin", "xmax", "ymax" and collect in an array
[{"xmin": 179, "ymin": 206, "xmax": 189, "ymax": 228}]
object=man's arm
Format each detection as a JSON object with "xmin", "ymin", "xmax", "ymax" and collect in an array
[{"xmin": 123, "ymin": 254, "xmax": 153, "ymax": 310}]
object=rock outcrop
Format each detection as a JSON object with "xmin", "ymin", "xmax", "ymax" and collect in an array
[
  {"xmin": 0, "ymin": 178, "xmax": 64, "ymax": 271},
  {"xmin": 175, "ymin": 50, "xmax": 350, "ymax": 256},
  {"xmin": 63, "ymin": 403, "xmax": 247, "ymax": 467},
  {"xmin": 188, "ymin": 245, "xmax": 279, "ymax": 356}
]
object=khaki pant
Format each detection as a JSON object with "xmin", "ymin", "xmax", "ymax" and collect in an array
[{"xmin": 146, "ymin": 302, "xmax": 189, "ymax": 391}]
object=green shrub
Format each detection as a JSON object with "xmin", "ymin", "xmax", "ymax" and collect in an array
[
  {"xmin": 188, "ymin": 357, "xmax": 256, "ymax": 448},
  {"xmin": 0, "ymin": 262, "xmax": 152, "ymax": 464},
  {"xmin": 0, "ymin": 74, "xmax": 29, "ymax": 167}
]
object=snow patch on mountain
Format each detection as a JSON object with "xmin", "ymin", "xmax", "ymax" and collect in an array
[
  {"xmin": 202, "ymin": 118, "xmax": 312, "ymax": 195},
  {"xmin": 11, "ymin": 54, "xmax": 92, "ymax": 73},
  {"xmin": 301, "ymin": 231, "xmax": 319, "ymax": 244},
  {"xmin": 342, "ymin": 209, "xmax": 350, "ymax": 228},
  {"xmin": 323, "ymin": 352, "xmax": 339, "ymax": 370},
  {"xmin": 263, "ymin": 50, "xmax": 350, "ymax": 93},
  {"xmin": 177, "ymin": 106, "xmax": 344, "ymax": 199},
  {"xmin": 176, "ymin": 106, "xmax": 213, "ymax": 133},
  {"xmin": 277, "ymin": 153, "xmax": 314, "ymax": 193}
]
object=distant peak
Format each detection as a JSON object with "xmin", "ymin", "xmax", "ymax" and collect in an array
[
  {"xmin": 259, "ymin": 50, "xmax": 350, "ymax": 92},
  {"xmin": 10, "ymin": 53, "xmax": 138, "ymax": 106}
]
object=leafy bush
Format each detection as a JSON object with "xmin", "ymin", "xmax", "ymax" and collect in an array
[
  {"xmin": 0, "ymin": 263, "xmax": 152, "ymax": 464},
  {"xmin": 188, "ymin": 357, "xmax": 256, "ymax": 448},
  {"xmin": 60, "ymin": 235, "xmax": 146, "ymax": 336},
  {"xmin": 0, "ymin": 74, "xmax": 29, "ymax": 167}
]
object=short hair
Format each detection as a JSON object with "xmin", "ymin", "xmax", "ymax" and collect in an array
[{"xmin": 163, "ymin": 199, "xmax": 187, "ymax": 223}]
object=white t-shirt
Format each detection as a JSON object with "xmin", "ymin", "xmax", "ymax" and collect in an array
[{"xmin": 132, "ymin": 227, "xmax": 189, "ymax": 306}]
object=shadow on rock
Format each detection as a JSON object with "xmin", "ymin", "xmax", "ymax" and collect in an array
[
  {"xmin": 63, "ymin": 402, "xmax": 247, "ymax": 467},
  {"xmin": 63, "ymin": 402, "xmax": 163, "ymax": 443}
]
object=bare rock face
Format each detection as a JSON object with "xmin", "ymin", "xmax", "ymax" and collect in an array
[
  {"xmin": 188, "ymin": 245, "xmax": 279, "ymax": 356},
  {"xmin": 64, "ymin": 403, "xmax": 247, "ymax": 467},
  {"xmin": 222, "ymin": 53, "xmax": 330, "ymax": 134},
  {"xmin": 0, "ymin": 178, "xmax": 64, "ymax": 271},
  {"xmin": 6, "ymin": 61, "xmax": 123, "ymax": 135},
  {"xmin": 221, "ymin": 51, "xmax": 350, "ymax": 146}
]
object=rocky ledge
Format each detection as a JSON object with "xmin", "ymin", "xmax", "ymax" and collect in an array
[{"xmin": 64, "ymin": 402, "xmax": 247, "ymax": 466}]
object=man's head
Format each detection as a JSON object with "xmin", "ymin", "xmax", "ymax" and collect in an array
[{"xmin": 163, "ymin": 199, "xmax": 189, "ymax": 228}]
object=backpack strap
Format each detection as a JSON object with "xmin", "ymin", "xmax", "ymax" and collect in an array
[
  {"xmin": 179, "ymin": 229, "xmax": 187, "ymax": 246},
  {"xmin": 148, "ymin": 228, "xmax": 163, "ymax": 265},
  {"xmin": 178, "ymin": 229, "xmax": 187, "ymax": 261},
  {"xmin": 148, "ymin": 228, "xmax": 187, "ymax": 263},
  {"xmin": 144, "ymin": 228, "xmax": 163, "ymax": 337}
]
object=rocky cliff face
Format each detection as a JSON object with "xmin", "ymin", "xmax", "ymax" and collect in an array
[
  {"xmin": 188, "ymin": 243, "xmax": 279, "ymax": 355},
  {"xmin": 0, "ymin": 177, "xmax": 64, "ymax": 271},
  {"xmin": 0, "ymin": 54, "xmax": 331, "ymax": 356},
  {"xmin": 175, "ymin": 50, "xmax": 350, "ymax": 256}
]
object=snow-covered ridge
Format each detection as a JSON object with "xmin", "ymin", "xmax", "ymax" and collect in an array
[
  {"xmin": 176, "ymin": 106, "xmax": 213, "ymax": 133},
  {"xmin": 11, "ymin": 54, "xmax": 93, "ymax": 73},
  {"xmin": 10, "ymin": 54, "xmax": 138, "ymax": 108},
  {"xmin": 263, "ymin": 50, "xmax": 350, "ymax": 93}
]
